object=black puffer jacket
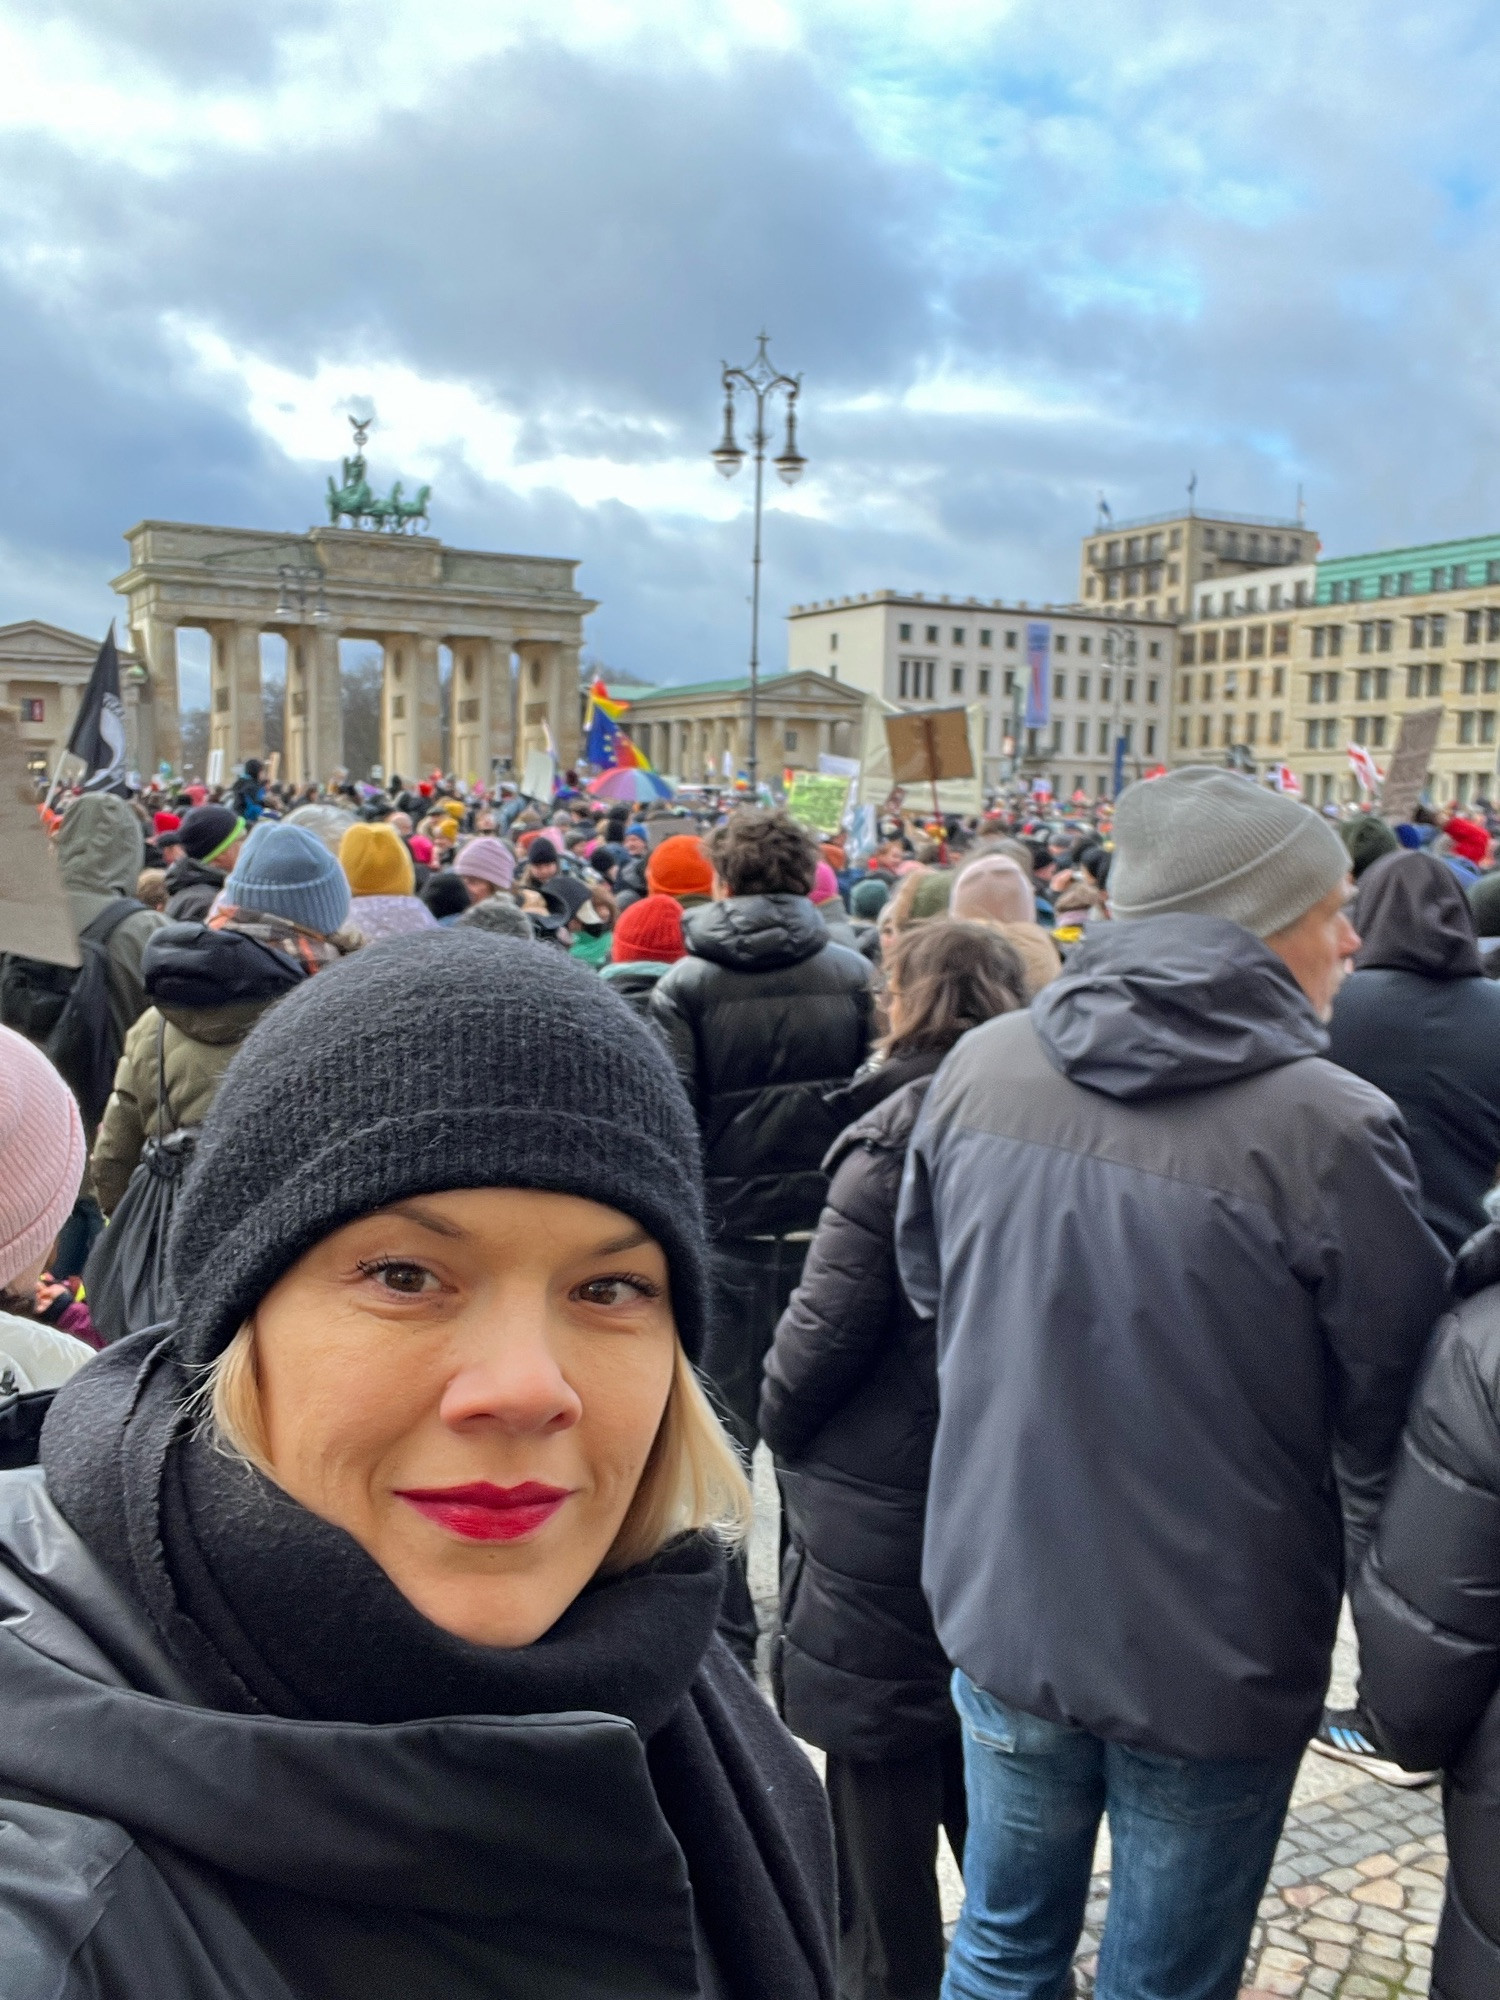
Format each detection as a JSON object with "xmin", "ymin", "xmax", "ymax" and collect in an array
[
  {"xmin": 1329, "ymin": 849, "xmax": 1500, "ymax": 1252},
  {"xmin": 651, "ymin": 897, "xmax": 872, "ymax": 1237},
  {"xmin": 760, "ymin": 1055, "xmax": 956, "ymax": 1760},
  {"xmin": 1355, "ymin": 1222, "xmax": 1500, "ymax": 2000}
]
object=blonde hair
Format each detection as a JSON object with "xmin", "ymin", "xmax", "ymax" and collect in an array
[{"xmin": 199, "ymin": 1324, "xmax": 752, "ymax": 1572}]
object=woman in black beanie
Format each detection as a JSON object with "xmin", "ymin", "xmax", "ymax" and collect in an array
[{"xmin": 0, "ymin": 932, "xmax": 836, "ymax": 2000}]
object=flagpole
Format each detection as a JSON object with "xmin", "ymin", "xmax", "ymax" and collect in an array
[{"xmin": 42, "ymin": 747, "xmax": 74, "ymax": 813}]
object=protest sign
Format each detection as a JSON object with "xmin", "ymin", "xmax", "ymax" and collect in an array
[
  {"xmin": 785, "ymin": 772, "xmax": 851, "ymax": 834},
  {"xmin": 0, "ymin": 708, "xmax": 78, "ymax": 968},
  {"xmin": 1379, "ymin": 707, "xmax": 1444, "ymax": 823}
]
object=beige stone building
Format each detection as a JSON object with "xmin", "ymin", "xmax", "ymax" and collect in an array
[
  {"xmin": 1078, "ymin": 509, "xmax": 1318, "ymax": 621},
  {"xmin": 786, "ymin": 592, "xmax": 1174, "ymax": 798},
  {"xmin": 1176, "ymin": 532, "xmax": 1500, "ymax": 807},
  {"xmin": 622, "ymin": 670, "xmax": 866, "ymax": 786},
  {"xmin": 0, "ymin": 620, "xmax": 144, "ymax": 781}
]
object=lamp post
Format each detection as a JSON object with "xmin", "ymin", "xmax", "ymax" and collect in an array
[
  {"xmin": 1104, "ymin": 618, "xmax": 1137, "ymax": 798},
  {"xmin": 712, "ymin": 332, "xmax": 804, "ymax": 796}
]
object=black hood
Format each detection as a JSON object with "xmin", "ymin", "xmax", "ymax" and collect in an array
[
  {"xmin": 684, "ymin": 895, "xmax": 830, "ymax": 974},
  {"xmin": 1032, "ymin": 913, "xmax": 1327, "ymax": 1102},
  {"xmin": 142, "ymin": 921, "xmax": 306, "ymax": 1009},
  {"xmin": 163, "ymin": 853, "xmax": 226, "ymax": 893},
  {"xmin": 1353, "ymin": 849, "xmax": 1483, "ymax": 980}
]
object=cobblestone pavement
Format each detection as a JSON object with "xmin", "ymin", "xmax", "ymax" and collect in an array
[
  {"xmin": 1074, "ymin": 1779, "xmax": 1445, "ymax": 1998},
  {"xmin": 748, "ymin": 1449, "xmax": 1451, "ymax": 1998}
]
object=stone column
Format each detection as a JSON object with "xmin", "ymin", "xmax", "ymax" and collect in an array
[
  {"xmin": 451, "ymin": 634, "xmax": 513, "ymax": 786},
  {"xmin": 284, "ymin": 626, "xmax": 344, "ymax": 785},
  {"xmin": 209, "ymin": 621, "xmax": 264, "ymax": 771},
  {"xmin": 413, "ymin": 635, "xmax": 443, "ymax": 775},
  {"xmin": 380, "ymin": 635, "xmax": 412, "ymax": 784},
  {"xmin": 131, "ymin": 615, "xmax": 181, "ymax": 773}
]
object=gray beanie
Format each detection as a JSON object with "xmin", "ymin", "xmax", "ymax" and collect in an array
[
  {"xmin": 1110, "ymin": 767, "xmax": 1349, "ymax": 937},
  {"xmin": 226, "ymin": 821, "xmax": 351, "ymax": 937},
  {"xmin": 167, "ymin": 930, "xmax": 708, "ymax": 1366}
]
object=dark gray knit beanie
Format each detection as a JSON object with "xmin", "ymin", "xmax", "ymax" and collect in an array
[{"xmin": 168, "ymin": 931, "xmax": 708, "ymax": 1365}]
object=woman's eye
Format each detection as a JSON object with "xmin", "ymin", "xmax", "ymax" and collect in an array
[
  {"xmin": 576, "ymin": 1275, "xmax": 657, "ymax": 1307},
  {"xmin": 359, "ymin": 1260, "xmax": 439, "ymax": 1296}
]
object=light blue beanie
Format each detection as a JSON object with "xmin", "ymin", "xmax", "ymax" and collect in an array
[{"xmin": 225, "ymin": 821, "xmax": 351, "ymax": 936}]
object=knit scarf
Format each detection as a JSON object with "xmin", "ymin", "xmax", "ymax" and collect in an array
[{"xmin": 45, "ymin": 1336, "xmax": 832, "ymax": 2000}]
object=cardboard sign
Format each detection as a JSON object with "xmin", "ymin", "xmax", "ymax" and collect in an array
[
  {"xmin": 883, "ymin": 706, "xmax": 975, "ymax": 786},
  {"xmin": 1379, "ymin": 707, "xmax": 1445, "ymax": 823},
  {"xmin": 785, "ymin": 772, "xmax": 852, "ymax": 834},
  {"xmin": 0, "ymin": 708, "xmax": 79, "ymax": 968}
]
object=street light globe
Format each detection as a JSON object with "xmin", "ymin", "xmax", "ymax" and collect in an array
[
  {"xmin": 713, "ymin": 445, "xmax": 745, "ymax": 478},
  {"xmin": 774, "ymin": 449, "xmax": 806, "ymax": 487}
]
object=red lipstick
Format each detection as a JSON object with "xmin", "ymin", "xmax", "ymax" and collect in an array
[{"xmin": 394, "ymin": 1481, "xmax": 573, "ymax": 1542}]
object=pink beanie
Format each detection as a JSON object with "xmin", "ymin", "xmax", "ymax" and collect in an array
[
  {"xmin": 0, "ymin": 1026, "xmax": 86, "ymax": 1290},
  {"xmin": 812, "ymin": 861, "xmax": 840, "ymax": 904},
  {"xmin": 455, "ymin": 836, "xmax": 517, "ymax": 890}
]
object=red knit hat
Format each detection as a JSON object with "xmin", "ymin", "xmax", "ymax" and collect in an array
[
  {"xmin": 154, "ymin": 811, "xmax": 181, "ymax": 835},
  {"xmin": 612, "ymin": 894, "xmax": 687, "ymax": 965},
  {"xmin": 1446, "ymin": 815, "xmax": 1489, "ymax": 863},
  {"xmin": 646, "ymin": 834, "xmax": 714, "ymax": 899}
]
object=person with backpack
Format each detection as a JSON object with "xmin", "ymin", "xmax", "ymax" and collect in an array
[{"xmin": 1, "ymin": 795, "xmax": 164, "ymax": 1142}]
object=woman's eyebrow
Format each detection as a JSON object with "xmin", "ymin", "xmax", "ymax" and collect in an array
[
  {"xmin": 592, "ymin": 1226, "xmax": 651, "ymax": 1255},
  {"xmin": 384, "ymin": 1203, "xmax": 467, "ymax": 1239}
]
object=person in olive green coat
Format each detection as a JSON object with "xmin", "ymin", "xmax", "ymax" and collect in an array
[{"xmin": 91, "ymin": 921, "xmax": 304, "ymax": 1215}]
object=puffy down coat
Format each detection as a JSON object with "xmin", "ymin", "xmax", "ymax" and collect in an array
[
  {"xmin": 760, "ymin": 1055, "xmax": 957, "ymax": 1761},
  {"xmin": 1354, "ymin": 1221, "xmax": 1500, "ymax": 2000},
  {"xmin": 650, "ymin": 896, "xmax": 872, "ymax": 1237}
]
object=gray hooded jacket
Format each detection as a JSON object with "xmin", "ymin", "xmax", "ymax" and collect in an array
[
  {"xmin": 897, "ymin": 913, "xmax": 1450, "ymax": 1760},
  {"xmin": 55, "ymin": 794, "xmax": 163, "ymax": 1055}
]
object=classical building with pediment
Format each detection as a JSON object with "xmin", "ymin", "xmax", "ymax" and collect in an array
[{"xmin": 0, "ymin": 621, "xmax": 143, "ymax": 782}]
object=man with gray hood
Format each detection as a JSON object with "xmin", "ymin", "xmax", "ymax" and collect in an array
[{"xmin": 897, "ymin": 767, "xmax": 1449, "ymax": 1999}]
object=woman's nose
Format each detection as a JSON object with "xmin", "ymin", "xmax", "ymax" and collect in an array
[{"xmin": 437, "ymin": 1322, "xmax": 582, "ymax": 1436}]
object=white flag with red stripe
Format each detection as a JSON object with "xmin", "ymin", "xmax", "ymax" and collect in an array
[
  {"xmin": 1270, "ymin": 763, "xmax": 1301, "ymax": 796},
  {"xmin": 1347, "ymin": 742, "xmax": 1382, "ymax": 794}
]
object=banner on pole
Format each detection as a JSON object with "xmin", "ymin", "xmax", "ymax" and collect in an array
[{"xmin": 1024, "ymin": 622, "xmax": 1051, "ymax": 730}]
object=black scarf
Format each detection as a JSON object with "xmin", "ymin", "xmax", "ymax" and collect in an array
[{"xmin": 44, "ymin": 1336, "xmax": 833, "ymax": 2000}]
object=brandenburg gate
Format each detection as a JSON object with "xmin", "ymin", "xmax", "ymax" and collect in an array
[{"xmin": 111, "ymin": 521, "xmax": 595, "ymax": 783}]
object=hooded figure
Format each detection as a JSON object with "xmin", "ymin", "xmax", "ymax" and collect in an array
[
  {"xmin": 54, "ymin": 793, "xmax": 166, "ymax": 1064},
  {"xmin": 1329, "ymin": 849, "xmax": 1500, "ymax": 1252}
]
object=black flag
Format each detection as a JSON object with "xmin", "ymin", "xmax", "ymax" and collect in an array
[{"xmin": 67, "ymin": 624, "xmax": 128, "ymax": 791}]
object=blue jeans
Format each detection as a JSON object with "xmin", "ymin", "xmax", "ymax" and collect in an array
[{"xmin": 943, "ymin": 1671, "xmax": 1300, "ymax": 2000}]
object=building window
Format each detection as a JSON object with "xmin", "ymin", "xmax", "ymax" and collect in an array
[
  {"xmin": 1077, "ymin": 673, "xmax": 1091, "ymax": 701},
  {"xmin": 1201, "ymin": 672, "xmax": 1215, "ymax": 702},
  {"xmin": 1100, "ymin": 721, "xmax": 1112, "ymax": 754},
  {"xmin": 1180, "ymin": 634, "xmax": 1197, "ymax": 666},
  {"xmin": 389, "ymin": 694, "xmax": 405, "ymax": 719},
  {"xmin": 1271, "ymin": 624, "xmax": 1290, "ymax": 657},
  {"xmin": 1273, "ymin": 668, "xmax": 1285, "ymax": 695},
  {"xmin": 951, "ymin": 666, "xmax": 964, "ymax": 694},
  {"xmin": 1406, "ymin": 664, "xmax": 1424, "ymax": 699},
  {"xmin": 1054, "ymin": 673, "xmax": 1067, "ymax": 700},
  {"xmin": 1377, "ymin": 620, "xmax": 1393, "ymax": 652},
  {"xmin": 1371, "ymin": 716, "xmax": 1387, "ymax": 746},
  {"xmin": 952, "ymin": 628, "xmax": 965, "ymax": 645},
  {"xmin": 18, "ymin": 698, "xmax": 43, "ymax": 722},
  {"xmin": 1410, "ymin": 616, "xmax": 1426, "ymax": 648},
  {"xmin": 899, "ymin": 660, "xmax": 910, "ymax": 698},
  {"xmin": 1004, "ymin": 669, "xmax": 1017, "ymax": 695},
  {"xmin": 1467, "ymin": 610, "xmax": 1483, "ymax": 644},
  {"xmin": 979, "ymin": 668, "xmax": 991, "ymax": 695},
  {"xmin": 1356, "ymin": 668, "xmax": 1373, "ymax": 702},
  {"xmin": 1428, "ymin": 662, "xmax": 1444, "ymax": 696},
  {"xmin": 1179, "ymin": 674, "xmax": 1191, "ymax": 704},
  {"xmin": 1199, "ymin": 716, "xmax": 1212, "ymax": 747},
  {"xmin": 979, "ymin": 628, "xmax": 992, "ymax": 646},
  {"xmin": 1487, "ymin": 660, "xmax": 1499, "ymax": 693},
  {"xmin": 1051, "ymin": 720, "xmax": 1064, "ymax": 752},
  {"xmin": 1358, "ymin": 622, "xmax": 1375, "ymax": 654},
  {"xmin": 1484, "ymin": 712, "xmax": 1498, "ymax": 744},
  {"xmin": 1178, "ymin": 716, "xmax": 1190, "ymax": 748},
  {"xmin": 1305, "ymin": 719, "xmax": 1319, "ymax": 750},
  {"xmin": 1270, "ymin": 711, "xmax": 1282, "ymax": 742},
  {"xmin": 1464, "ymin": 661, "xmax": 1480, "ymax": 695},
  {"xmin": 1246, "ymin": 713, "xmax": 1259, "ymax": 744},
  {"xmin": 1124, "ymin": 677, "xmax": 1136, "ymax": 703},
  {"xmin": 829, "ymin": 632, "xmax": 839, "ymax": 651},
  {"xmin": 1312, "ymin": 627, "xmax": 1327, "ymax": 659},
  {"xmin": 925, "ymin": 625, "xmax": 939, "ymax": 643},
  {"xmin": 899, "ymin": 623, "xmax": 912, "ymax": 641},
  {"xmin": 1005, "ymin": 630, "xmax": 1018, "ymax": 649},
  {"xmin": 1489, "ymin": 609, "xmax": 1500, "ymax": 642},
  {"xmin": 1055, "ymin": 635, "xmax": 1068, "ymax": 654},
  {"xmin": 1460, "ymin": 712, "xmax": 1477, "ymax": 745},
  {"xmin": 1224, "ymin": 629, "xmax": 1243, "ymax": 661},
  {"xmin": 1101, "ymin": 675, "xmax": 1112, "ymax": 702},
  {"xmin": 785, "ymin": 728, "xmax": 799, "ymax": 750},
  {"xmin": 1432, "ymin": 614, "xmax": 1448, "ymax": 646},
  {"xmin": 1247, "ymin": 626, "xmax": 1266, "ymax": 658},
  {"xmin": 1075, "ymin": 719, "xmax": 1089, "ymax": 754},
  {"xmin": 1202, "ymin": 633, "xmax": 1219, "ymax": 663},
  {"xmin": 1147, "ymin": 677, "xmax": 1159, "ymax": 704},
  {"xmin": 1080, "ymin": 636, "xmax": 1093, "ymax": 655}
]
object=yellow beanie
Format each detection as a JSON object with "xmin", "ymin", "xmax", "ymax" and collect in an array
[{"xmin": 340, "ymin": 822, "xmax": 415, "ymax": 897}]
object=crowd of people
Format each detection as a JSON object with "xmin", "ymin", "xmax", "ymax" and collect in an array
[{"xmin": 4, "ymin": 757, "xmax": 1500, "ymax": 1997}]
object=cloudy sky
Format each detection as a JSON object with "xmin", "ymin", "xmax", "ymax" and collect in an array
[{"xmin": 3, "ymin": 0, "xmax": 1499, "ymax": 704}]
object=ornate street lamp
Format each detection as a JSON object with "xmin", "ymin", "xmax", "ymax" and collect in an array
[
  {"xmin": 1103, "ymin": 618, "xmax": 1137, "ymax": 797},
  {"xmin": 712, "ymin": 333, "xmax": 803, "ymax": 794}
]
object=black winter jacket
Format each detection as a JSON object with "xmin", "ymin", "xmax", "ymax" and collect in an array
[
  {"xmin": 162, "ymin": 854, "xmax": 228, "ymax": 922},
  {"xmin": 761, "ymin": 1054, "xmax": 956, "ymax": 1760},
  {"xmin": 1328, "ymin": 849, "xmax": 1500, "ymax": 1252},
  {"xmin": 651, "ymin": 897, "xmax": 872, "ymax": 1237},
  {"xmin": 1355, "ymin": 1223, "xmax": 1500, "ymax": 2000},
  {"xmin": 899, "ymin": 914, "xmax": 1450, "ymax": 1760}
]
